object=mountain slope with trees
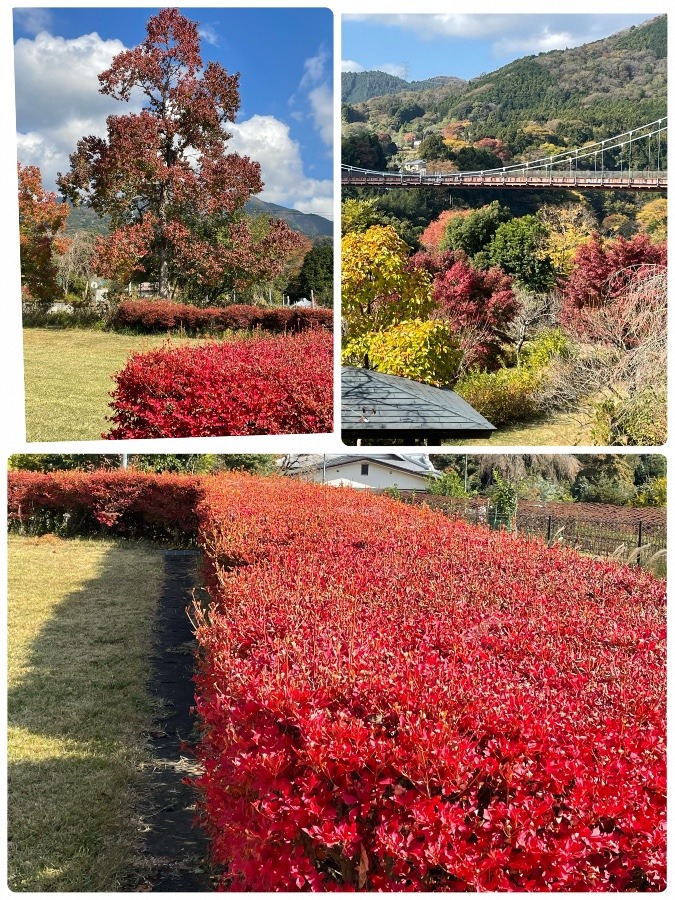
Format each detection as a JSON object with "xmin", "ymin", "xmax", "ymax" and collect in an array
[
  {"xmin": 66, "ymin": 198, "xmax": 331, "ymax": 243},
  {"xmin": 344, "ymin": 16, "xmax": 666, "ymax": 154},
  {"xmin": 342, "ymin": 70, "xmax": 465, "ymax": 105}
]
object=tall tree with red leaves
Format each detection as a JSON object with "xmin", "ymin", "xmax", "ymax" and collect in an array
[{"xmin": 58, "ymin": 8, "xmax": 301, "ymax": 299}]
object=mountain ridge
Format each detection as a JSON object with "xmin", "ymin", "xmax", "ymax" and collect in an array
[{"xmin": 65, "ymin": 198, "xmax": 333, "ymax": 242}]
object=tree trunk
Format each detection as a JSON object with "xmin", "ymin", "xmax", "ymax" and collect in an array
[
  {"xmin": 158, "ymin": 242, "xmax": 170, "ymax": 298},
  {"xmin": 158, "ymin": 185, "xmax": 170, "ymax": 298}
]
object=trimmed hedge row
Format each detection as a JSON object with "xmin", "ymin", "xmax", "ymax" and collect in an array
[
  {"xmin": 112, "ymin": 299, "xmax": 333, "ymax": 335},
  {"xmin": 106, "ymin": 330, "xmax": 333, "ymax": 438},
  {"xmin": 192, "ymin": 476, "xmax": 666, "ymax": 891},
  {"xmin": 7, "ymin": 470, "xmax": 201, "ymax": 540},
  {"xmin": 8, "ymin": 472, "xmax": 666, "ymax": 891}
]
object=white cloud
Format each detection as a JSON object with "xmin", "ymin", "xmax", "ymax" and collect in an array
[
  {"xmin": 291, "ymin": 46, "xmax": 333, "ymax": 147},
  {"xmin": 228, "ymin": 115, "xmax": 333, "ymax": 219},
  {"xmin": 341, "ymin": 59, "xmax": 364, "ymax": 73},
  {"xmin": 198, "ymin": 24, "xmax": 219, "ymax": 47},
  {"xmin": 344, "ymin": 13, "xmax": 655, "ymax": 59},
  {"xmin": 14, "ymin": 30, "xmax": 136, "ymax": 189},
  {"xmin": 307, "ymin": 83, "xmax": 332, "ymax": 146},
  {"xmin": 494, "ymin": 29, "xmax": 576, "ymax": 57},
  {"xmin": 299, "ymin": 46, "xmax": 329, "ymax": 90},
  {"xmin": 13, "ymin": 8, "xmax": 54, "ymax": 37},
  {"xmin": 378, "ymin": 63, "xmax": 408, "ymax": 78},
  {"xmin": 343, "ymin": 13, "xmax": 508, "ymax": 40}
]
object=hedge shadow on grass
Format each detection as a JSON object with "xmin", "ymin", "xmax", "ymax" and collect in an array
[{"xmin": 8, "ymin": 541, "xmax": 161, "ymax": 891}]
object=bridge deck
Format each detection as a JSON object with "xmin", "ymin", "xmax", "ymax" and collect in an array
[{"xmin": 342, "ymin": 170, "xmax": 667, "ymax": 191}]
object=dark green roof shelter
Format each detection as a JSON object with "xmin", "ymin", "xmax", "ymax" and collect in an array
[{"xmin": 342, "ymin": 367, "xmax": 495, "ymax": 446}]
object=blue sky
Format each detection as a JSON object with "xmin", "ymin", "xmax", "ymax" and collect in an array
[
  {"xmin": 342, "ymin": 13, "xmax": 660, "ymax": 82},
  {"xmin": 13, "ymin": 7, "xmax": 333, "ymax": 218}
]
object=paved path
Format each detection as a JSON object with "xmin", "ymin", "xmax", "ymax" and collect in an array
[{"xmin": 140, "ymin": 550, "xmax": 212, "ymax": 891}]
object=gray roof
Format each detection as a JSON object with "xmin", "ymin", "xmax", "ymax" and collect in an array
[
  {"xmin": 284, "ymin": 453, "xmax": 441, "ymax": 478},
  {"xmin": 341, "ymin": 367, "xmax": 495, "ymax": 436}
]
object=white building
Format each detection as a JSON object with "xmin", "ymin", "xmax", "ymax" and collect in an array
[
  {"xmin": 282, "ymin": 454, "xmax": 441, "ymax": 490},
  {"xmin": 403, "ymin": 158, "xmax": 427, "ymax": 174}
]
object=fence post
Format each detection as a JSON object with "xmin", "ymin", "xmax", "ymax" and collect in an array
[
  {"xmin": 547, "ymin": 515, "xmax": 552, "ymax": 543},
  {"xmin": 637, "ymin": 520, "xmax": 643, "ymax": 567}
]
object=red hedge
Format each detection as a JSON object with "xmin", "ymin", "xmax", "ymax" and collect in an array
[
  {"xmin": 7, "ymin": 472, "xmax": 665, "ymax": 890},
  {"xmin": 106, "ymin": 330, "xmax": 333, "ymax": 438},
  {"xmin": 7, "ymin": 470, "xmax": 201, "ymax": 535},
  {"xmin": 192, "ymin": 477, "xmax": 666, "ymax": 892},
  {"xmin": 112, "ymin": 299, "xmax": 333, "ymax": 335}
]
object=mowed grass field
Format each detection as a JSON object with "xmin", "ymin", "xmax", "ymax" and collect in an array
[
  {"xmin": 7, "ymin": 534, "xmax": 164, "ymax": 891},
  {"xmin": 23, "ymin": 328, "xmax": 212, "ymax": 441}
]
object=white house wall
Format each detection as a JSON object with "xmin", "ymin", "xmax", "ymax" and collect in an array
[{"xmin": 303, "ymin": 460, "xmax": 429, "ymax": 490}]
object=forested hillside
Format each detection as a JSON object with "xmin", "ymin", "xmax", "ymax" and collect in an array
[
  {"xmin": 341, "ymin": 16, "xmax": 667, "ymax": 447},
  {"xmin": 343, "ymin": 16, "xmax": 666, "ymax": 158},
  {"xmin": 342, "ymin": 71, "xmax": 465, "ymax": 105}
]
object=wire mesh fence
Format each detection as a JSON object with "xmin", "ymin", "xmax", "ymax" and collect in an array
[{"xmin": 378, "ymin": 491, "xmax": 666, "ymax": 568}]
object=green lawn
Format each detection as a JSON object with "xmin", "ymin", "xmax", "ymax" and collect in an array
[
  {"xmin": 7, "ymin": 535, "xmax": 164, "ymax": 891},
  {"xmin": 23, "ymin": 328, "xmax": 213, "ymax": 441}
]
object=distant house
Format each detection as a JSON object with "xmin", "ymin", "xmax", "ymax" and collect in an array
[
  {"xmin": 90, "ymin": 280, "xmax": 110, "ymax": 304},
  {"xmin": 403, "ymin": 158, "xmax": 426, "ymax": 174},
  {"xmin": 137, "ymin": 281, "xmax": 159, "ymax": 297},
  {"xmin": 282, "ymin": 453, "xmax": 441, "ymax": 490}
]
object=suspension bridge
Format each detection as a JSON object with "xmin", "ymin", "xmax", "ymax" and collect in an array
[{"xmin": 342, "ymin": 119, "xmax": 667, "ymax": 191}]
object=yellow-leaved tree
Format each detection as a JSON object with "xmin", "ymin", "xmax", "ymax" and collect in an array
[
  {"xmin": 342, "ymin": 225, "xmax": 433, "ymax": 340},
  {"xmin": 342, "ymin": 225, "xmax": 461, "ymax": 386},
  {"xmin": 537, "ymin": 202, "xmax": 597, "ymax": 276},
  {"xmin": 636, "ymin": 198, "xmax": 667, "ymax": 244},
  {"xmin": 343, "ymin": 319, "xmax": 462, "ymax": 387}
]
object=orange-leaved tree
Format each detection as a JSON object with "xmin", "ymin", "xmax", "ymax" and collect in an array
[{"xmin": 18, "ymin": 163, "xmax": 69, "ymax": 303}]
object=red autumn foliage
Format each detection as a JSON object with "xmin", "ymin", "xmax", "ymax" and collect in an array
[
  {"xmin": 106, "ymin": 330, "xmax": 333, "ymax": 438},
  {"xmin": 474, "ymin": 137, "xmax": 511, "ymax": 162},
  {"xmin": 18, "ymin": 163, "xmax": 70, "ymax": 302},
  {"xmin": 411, "ymin": 251, "xmax": 519, "ymax": 368},
  {"xmin": 560, "ymin": 233, "xmax": 667, "ymax": 336},
  {"xmin": 5, "ymin": 471, "xmax": 666, "ymax": 890},
  {"xmin": 192, "ymin": 477, "xmax": 666, "ymax": 892},
  {"xmin": 58, "ymin": 9, "xmax": 301, "ymax": 297},
  {"xmin": 7, "ymin": 469, "xmax": 201, "ymax": 535},
  {"xmin": 419, "ymin": 210, "xmax": 468, "ymax": 251},
  {"xmin": 112, "ymin": 299, "xmax": 332, "ymax": 335}
]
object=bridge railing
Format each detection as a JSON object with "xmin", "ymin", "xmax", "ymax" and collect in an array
[{"xmin": 341, "ymin": 167, "xmax": 667, "ymax": 188}]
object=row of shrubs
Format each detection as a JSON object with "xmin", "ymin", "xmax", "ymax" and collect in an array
[
  {"xmin": 7, "ymin": 470, "xmax": 201, "ymax": 540},
  {"xmin": 106, "ymin": 330, "xmax": 333, "ymax": 438},
  {"xmin": 112, "ymin": 300, "xmax": 333, "ymax": 335},
  {"xmin": 9, "ymin": 472, "xmax": 665, "ymax": 890},
  {"xmin": 193, "ymin": 476, "xmax": 665, "ymax": 891}
]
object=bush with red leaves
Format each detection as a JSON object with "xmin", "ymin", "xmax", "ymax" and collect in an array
[
  {"xmin": 7, "ymin": 471, "xmax": 665, "ymax": 890},
  {"xmin": 409, "ymin": 250, "xmax": 518, "ymax": 369},
  {"xmin": 7, "ymin": 469, "xmax": 201, "ymax": 538},
  {"xmin": 560, "ymin": 233, "xmax": 667, "ymax": 336},
  {"xmin": 192, "ymin": 476, "xmax": 666, "ymax": 892},
  {"xmin": 106, "ymin": 330, "xmax": 333, "ymax": 438},
  {"xmin": 112, "ymin": 299, "xmax": 332, "ymax": 335}
]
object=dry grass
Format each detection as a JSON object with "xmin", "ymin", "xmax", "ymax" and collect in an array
[
  {"xmin": 7, "ymin": 534, "xmax": 165, "ymax": 891},
  {"xmin": 22, "ymin": 328, "xmax": 214, "ymax": 441},
  {"xmin": 445, "ymin": 405, "xmax": 597, "ymax": 447}
]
